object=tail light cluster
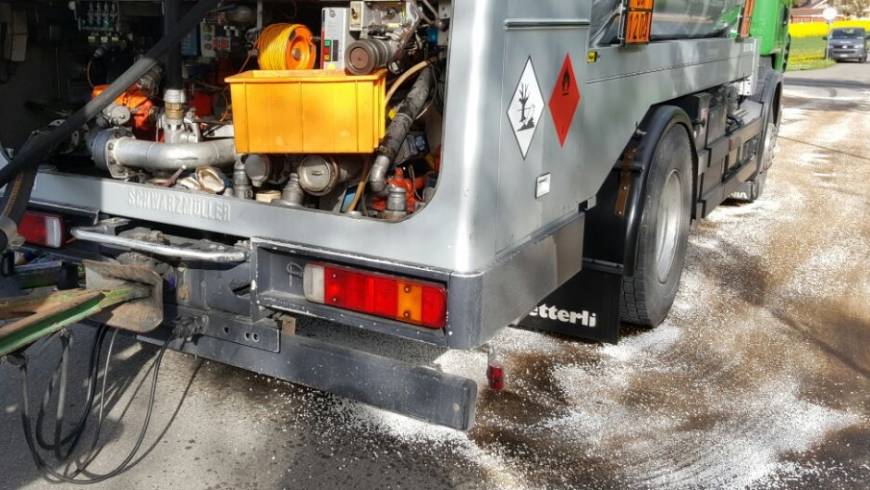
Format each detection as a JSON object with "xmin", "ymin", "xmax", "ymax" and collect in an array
[
  {"xmin": 18, "ymin": 211, "xmax": 67, "ymax": 248},
  {"xmin": 303, "ymin": 263, "xmax": 447, "ymax": 329}
]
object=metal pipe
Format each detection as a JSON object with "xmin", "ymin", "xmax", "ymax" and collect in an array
[
  {"xmin": 71, "ymin": 227, "xmax": 248, "ymax": 264},
  {"xmin": 101, "ymin": 136, "xmax": 236, "ymax": 171}
]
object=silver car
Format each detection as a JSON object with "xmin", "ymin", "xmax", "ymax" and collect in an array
[{"xmin": 827, "ymin": 27, "xmax": 869, "ymax": 62}]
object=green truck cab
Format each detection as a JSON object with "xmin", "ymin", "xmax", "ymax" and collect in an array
[{"xmin": 751, "ymin": 0, "xmax": 793, "ymax": 71}]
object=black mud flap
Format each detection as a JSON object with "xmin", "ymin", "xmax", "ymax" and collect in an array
[
  {"xmin": 515, "ymin": 263, "xmax": 622, "ymax": 344},
  {"xmin": 516, "ymin": 106, "xmax": 695, "ymax": 345}
]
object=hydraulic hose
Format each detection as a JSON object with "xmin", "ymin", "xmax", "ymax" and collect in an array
[
  {"xmin": 0, "ymin": 0, "xmax": 223, "ymax": 219},
  {"xmin": 164, "ymin": 0, "xmax": 183, "ymax": 93},
  {"xmin": 385, "ymin": 58, "xmax": 436, "ymax": 106},
  {"xmin": 369, "ymin": 66, "xmax": 435, "ymax": 195}
]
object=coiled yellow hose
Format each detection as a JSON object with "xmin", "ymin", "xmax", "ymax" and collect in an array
[{"xmin": 256, "ymin": 24, "xmax": 317, "ymax": 70}]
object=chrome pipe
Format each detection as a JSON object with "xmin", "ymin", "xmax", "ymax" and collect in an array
[
  {"xmin": 95, "ymin": 133, "xmax": 236, "ymax": 171},
  {"xmin": 71, "ymin": 226, "xmax": 248, "ymax": 263}
]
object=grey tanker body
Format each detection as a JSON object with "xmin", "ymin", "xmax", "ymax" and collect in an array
[{"xmin": 1, "ymin": 0, "xmax": 783, "ymax": 428}]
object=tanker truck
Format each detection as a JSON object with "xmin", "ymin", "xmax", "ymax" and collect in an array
[{"xmin": 0, "ymin": 0, "xmax": 790, "ymax": 430}]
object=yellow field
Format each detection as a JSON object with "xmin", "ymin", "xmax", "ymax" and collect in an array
[{"xmin": 789, "ymin": 20, "xmax": 870, "ymax": 38}]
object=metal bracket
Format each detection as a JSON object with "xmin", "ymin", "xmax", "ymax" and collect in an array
[
  {"xmin": 168, "ymin": 304, "xmax": 281, "ymax": 353},
  {"xmin": 614, "ymin": 144, "xmax": 639, "ymax": 217},
  {"xmin": 84, "ymin": 259, "xmax": 164, "ymax": 333}
]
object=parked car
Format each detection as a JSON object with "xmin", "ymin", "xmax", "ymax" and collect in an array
[{"xmin": 826, "ymin": 27, "xmax": 869, "ymax": 62}]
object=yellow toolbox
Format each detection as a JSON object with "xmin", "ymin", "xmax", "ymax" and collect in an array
[{"xmin": 226, "ymin": 70, "xmax": 387, "ymax": 154}]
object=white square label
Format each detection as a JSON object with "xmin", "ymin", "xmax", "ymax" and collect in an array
[{"xmin": 536, "ymin": 173, "xmax": 551, "ymax": 199}]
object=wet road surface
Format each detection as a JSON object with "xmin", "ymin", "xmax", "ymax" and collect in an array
[{"xmin": 1, "ymin": 63, "xmax": 868, "ymax": 489}]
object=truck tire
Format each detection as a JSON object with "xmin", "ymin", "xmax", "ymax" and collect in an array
[
  {"xmin": 734, "ymin": 65, "xmax": 781, "ymax": 203},
  {"xmin": 620, "ymin": 124, "xmax": 693, "ymax": 326}
]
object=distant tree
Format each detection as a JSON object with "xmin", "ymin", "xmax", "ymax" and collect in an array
[{"xmin": 832, "ymin": 0, "xmax": 870, "ymax": 17}]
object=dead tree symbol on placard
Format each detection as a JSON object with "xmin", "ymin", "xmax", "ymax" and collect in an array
[{"xmin": 517, "ymin": 83, "xmax": 536, "ymax": 131}]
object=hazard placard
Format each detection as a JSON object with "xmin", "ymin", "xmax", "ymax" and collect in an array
[
  {"xmin": 624, "ymin": 0, "xmax": 655, "ymax": 44},
  {"xmin": 548, "ymin": 54, "xmax": 581, "ymax": 147},
  {"xmin": 507, "ymin": 58, "xmax": 545, "ymax": 159}
]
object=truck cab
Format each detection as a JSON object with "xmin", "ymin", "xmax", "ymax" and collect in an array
[{"xmin": 827, "ymin": 27, "xmax": 869, "ymax": 63}]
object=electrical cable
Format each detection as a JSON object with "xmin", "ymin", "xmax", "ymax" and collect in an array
[
  {"xmin": 348, "ymin": 158, "xmax": 373, "ymax": 213},
  {"xmin": 16, "ymin": 326, "xmax": 173, "ymax": 485},
  {"xmin": 85, "ymin": 60, "xmax": 95, "ymax": 88},
  {"xmin": 256, "ymin": 23, "xmax": 316, "ymax": 70},
  {"xmin": 218, "ymin": 53, "xmax": 254, "ymax": 122}
]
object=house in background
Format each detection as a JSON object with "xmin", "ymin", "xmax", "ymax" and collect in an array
[
  {"xmin": 791, "ymin": 0, "xmax": 838, "ymax": 23},
  {"xmin": 792, "ymin": 0, "xmax": 870, "ymax": 22}
]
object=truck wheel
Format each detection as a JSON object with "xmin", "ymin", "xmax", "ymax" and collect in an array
[
  {"xmin": 734, "ymin": 67, "xmax": 781, "ymax": 203},
  {"xmin": 620, "ymin": 124, "xmax": 692, "ymax": 327},
  {"xmin": 754, "ymin": 115, "xmax": 779, "ymax": 198}
]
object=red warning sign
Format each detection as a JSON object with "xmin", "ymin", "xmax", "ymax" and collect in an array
[{"xmin": 548, "ymin": 54, "xmax": 581, "ymax": 147}]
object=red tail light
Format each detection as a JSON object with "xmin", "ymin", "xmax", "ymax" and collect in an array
[
  {"xmin": 304, "ymin": 263, "xmax": 447, "ymax": 329},
  {"xmin": 18, "ymin": 211, "xmax": 67, "ymax": 248}
]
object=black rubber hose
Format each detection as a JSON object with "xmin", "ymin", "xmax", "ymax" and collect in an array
[
  {"xmin": 0, "ymin": 166, "xmax": 37, "ymax": 228},
  {"xmin": 164, "ymin": 0, "xmax": 183, "ymax": 92},
  {"xmin": 369, "ymin": 66, "xmax": 435, "ymax": 194},
  {"xmin": 0, "ymin": 0, "xmax": 222, "ymax": 189}
]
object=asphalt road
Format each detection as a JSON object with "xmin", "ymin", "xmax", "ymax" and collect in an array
[{"xmin": 1, "ymin": 62, "xmax": 868, "ymax": 490}]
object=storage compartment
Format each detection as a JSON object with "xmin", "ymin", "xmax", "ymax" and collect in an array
[
  {"xmin": 2, "ymin": 0, "xmax": 451, "ymax": 222},
  {"xmin": 227, "ymin": 69, "xmax": 387, "ymax": 154}
]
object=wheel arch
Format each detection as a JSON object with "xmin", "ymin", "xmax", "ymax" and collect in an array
[
  {"xmin": 583, "ymin": 104, "xmax": 696, "ymax": 278},
  {"xmin": 624, "ymin": 105, "xmax": 696, "ymax": 276}
]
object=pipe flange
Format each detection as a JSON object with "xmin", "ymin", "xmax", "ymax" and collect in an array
[{"xmin": 89, "ymin": 128, "xmax": 135, "ymax": 179}]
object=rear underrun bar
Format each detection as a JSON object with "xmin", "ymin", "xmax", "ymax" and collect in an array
[{"xmin": 138, "ymin": 328, "xmax": 479, "ymax": 431}]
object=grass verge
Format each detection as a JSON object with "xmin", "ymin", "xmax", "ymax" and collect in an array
[{"xmin": 788, "ymin": 37, "xmax": 836, "ymax": 72}]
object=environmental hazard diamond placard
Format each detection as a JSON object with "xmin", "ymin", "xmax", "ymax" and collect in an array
[
  {"xmin": 549, "ymin": 54, "xmax": 581, "ymax": 147},
  {"xmin": 508, "ymin": 58, "xmax": 544, "ymax": 159}
]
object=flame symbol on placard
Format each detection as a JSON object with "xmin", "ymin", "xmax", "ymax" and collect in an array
[{"xmin": 561, "ymin": 69, "xmax": 571, "ymax": 96}]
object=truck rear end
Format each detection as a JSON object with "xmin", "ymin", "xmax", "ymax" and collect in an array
[{"xmin": 1, "ymin": 0, "xmax": 784, "ymax": 428}]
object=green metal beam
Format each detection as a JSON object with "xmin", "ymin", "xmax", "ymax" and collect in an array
[{"xmin": 0, "ymin": 286, "xmax": 150, "ymax": 357}]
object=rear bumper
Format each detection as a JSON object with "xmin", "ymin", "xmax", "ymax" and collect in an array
[
  {"xmin": 137, "ymin": 323, "xmax": 479, "ymax": 430},
  {"xmin": 829, "ymin": 48, "xmax": 865, "ymax": 59}
]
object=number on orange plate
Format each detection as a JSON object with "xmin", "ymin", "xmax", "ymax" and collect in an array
[{"xmin": 625, "ymin": 11, "xmax": 653, "ymax": 44}]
